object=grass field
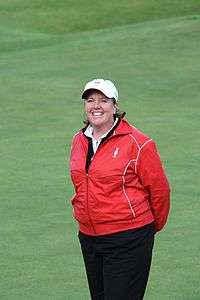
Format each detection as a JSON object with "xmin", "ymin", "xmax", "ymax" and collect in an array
[{"xmin": 0, "ymin": 1, "xmax": 200, "ymax": 299}]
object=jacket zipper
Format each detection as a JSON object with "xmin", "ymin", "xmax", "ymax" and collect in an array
[
  {"xmin": 86, "ymin": 173, "xmax": 96, "ymax": 234},
  {"xmin": 85, "ymin": 135, "xmax": 117, "ymax": 234}
]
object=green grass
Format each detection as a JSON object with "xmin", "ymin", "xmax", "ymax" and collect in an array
[
  {"xmin": 0, "ymin": 0, "xmax": 200, "ymax": 34},
  {"xmin": 0, "ymin": 1, "xmax": 200, "ymax": 299}
]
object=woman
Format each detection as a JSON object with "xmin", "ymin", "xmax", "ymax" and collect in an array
[{"xmin": 69, "ymin": 78, "xmax": 170, "ymax": 300}]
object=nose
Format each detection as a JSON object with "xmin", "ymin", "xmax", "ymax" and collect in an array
[{"xmin": 94, "ymin": 100, "xmax": 101, "ymax": 109}]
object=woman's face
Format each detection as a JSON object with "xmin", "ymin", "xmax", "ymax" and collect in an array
[{"xmin": 84, "ymin": 90, "xmax": 116, "ymax": 131}]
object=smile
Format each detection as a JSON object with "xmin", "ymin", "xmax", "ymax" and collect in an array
[{"xmin": 91, "ymin": 112, "xmax": 104, "ymax": 116}]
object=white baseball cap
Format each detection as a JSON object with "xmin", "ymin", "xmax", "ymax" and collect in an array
[{"xmin": 81, "ymin": 78, "xmax": 119, "ymax": 101}]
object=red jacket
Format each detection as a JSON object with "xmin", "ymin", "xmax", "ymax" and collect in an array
[{"xmin": 70, "ymin": 119, "xmax": 170, "ymax": 236}]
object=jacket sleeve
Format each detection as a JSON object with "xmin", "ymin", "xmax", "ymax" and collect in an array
[{"xmin": 136, "ymin": 140, "xmax": 170, "ymax": 232}]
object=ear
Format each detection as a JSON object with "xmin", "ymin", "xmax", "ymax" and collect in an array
[{"xmin": 113, "ymin": 103, "xmax": 118, "ymax": 114}]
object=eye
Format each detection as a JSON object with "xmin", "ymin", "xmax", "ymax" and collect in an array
[
  {"xmin": 86, "ymin": 98, "xmax": 94, "ymax": 103},
  {"xmin": 101, "ymin": 98, "xmax": 108, "ymax": 103}
]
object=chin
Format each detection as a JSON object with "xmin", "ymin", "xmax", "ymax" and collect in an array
[
  {"xmin": 90, "ymin": 121, "xmax": 104, "ymax": 128},
  {"xmin": 89, "ymin": 118, "xmax": 105, "ymax": 126}
]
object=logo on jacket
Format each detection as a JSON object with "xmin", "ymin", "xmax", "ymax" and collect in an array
[{"xmin": 113, "ymin": 147, "xmax": 119, "ymax": 158}]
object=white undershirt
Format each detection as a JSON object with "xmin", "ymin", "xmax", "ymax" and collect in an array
[{"xmin": 84, "ymin": 118, "xmax": 119, "ymax": 153}]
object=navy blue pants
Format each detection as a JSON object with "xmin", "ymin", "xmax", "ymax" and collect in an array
[{"xmin": 78, "ymin": 223, "xmax": 155, "ymax": 300}]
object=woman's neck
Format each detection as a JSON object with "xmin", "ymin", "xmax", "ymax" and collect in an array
[
  {"xmin": 92, "ymin": 120, "xmax": 115, "ymax": 140},
  {"xmin": 92, "ymin": 129, "xmax": 105, "ymax": 141}
]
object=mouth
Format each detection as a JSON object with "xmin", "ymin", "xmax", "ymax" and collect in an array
[{"xmin": 91, "ymin": 111, "xmax": 104, "ymax": 117}]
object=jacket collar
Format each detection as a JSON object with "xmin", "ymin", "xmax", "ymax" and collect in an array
[
  {"xmin": 113, "ymin": 119, "xmax": 133, "ymax": 136},
  {"xmin": 82, "ymin": 118, "xmax": 132, "ymax": 136}
]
